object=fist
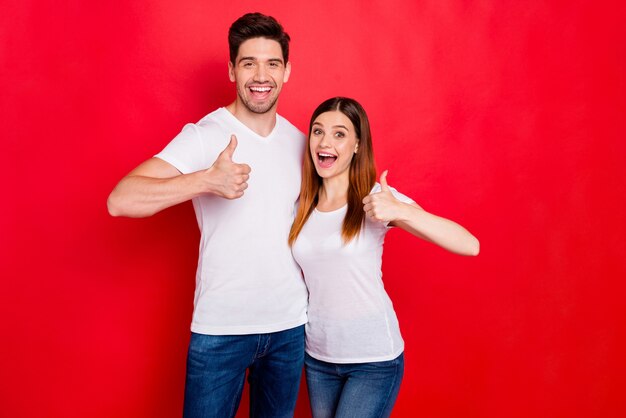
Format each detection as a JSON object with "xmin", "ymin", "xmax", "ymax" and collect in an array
[
  {"xmin": 207, "ymin": 135, "xmax": 251, "ymax": 199},
  {"xmin": 362, "ymin": 170, "xmax": 401, "ymax": 222}
]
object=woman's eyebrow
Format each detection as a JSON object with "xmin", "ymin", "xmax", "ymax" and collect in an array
[{"xmin": 312, "ymin": 122, "xmax": 349, "ymax": 130}]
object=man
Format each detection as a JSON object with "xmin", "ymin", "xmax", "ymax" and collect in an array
[{"xmin": 107, "ymin": 13, "xmax": 308, "ymax": 418}]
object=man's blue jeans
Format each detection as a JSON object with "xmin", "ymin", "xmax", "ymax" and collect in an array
[
  {"xmin": 304, "ymin": 352, "xmax": 404, "ymax": 418},
  {"xmin": 183, "ymin": 325, "xmax": 305, "ymax": 418}
]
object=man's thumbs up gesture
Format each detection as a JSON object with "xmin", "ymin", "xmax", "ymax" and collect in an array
[
  {"xmin": 362, "ymin": 170, "xmax": 403, "ymax": 223},
  {"xmin": 205, "ymin": 135, "xmax": 251, "ymax": 199}
]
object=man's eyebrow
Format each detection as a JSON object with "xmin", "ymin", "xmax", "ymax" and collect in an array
[{"xmin": 238, "ymin": 57, "xmax": 284, "ymax": 64}]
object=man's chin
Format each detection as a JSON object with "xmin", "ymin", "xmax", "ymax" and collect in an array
[
  {"xmin": 246, "ymin": 101, "xmax": 277, "ymax": 114},
  {"xmin": 238, "ymin": 93, "xmax": 278, "ymax": 114}
]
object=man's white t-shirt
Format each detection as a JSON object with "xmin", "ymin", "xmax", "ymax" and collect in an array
[
  {"xmin": 155, "ymin": 107, "xmax": 308, "ymax": 335},
  {"xmin": 292, "ymin": 184, "xmax": 414, "ymax": 363}
]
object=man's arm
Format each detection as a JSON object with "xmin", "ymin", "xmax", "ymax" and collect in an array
[{"xmin": 107, "ymin": 135, "xmax": 251, "ymax": 218}]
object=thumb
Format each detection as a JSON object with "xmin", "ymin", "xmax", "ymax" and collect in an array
[
  {"xmin": 219, "ymin": 135, "xmax": 238, "ymax": 161},
  {"xmin": 380, "ymin": 170, "xmax": 390, "ymax": 191}
]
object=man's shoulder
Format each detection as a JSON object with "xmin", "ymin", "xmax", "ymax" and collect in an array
[
  {"xmin": 277, "ymin": 113, "xmax": 305, "ymax": 140},
  {"xmin": 196, "ymin": 107, "xmax": 229, "ymax": 128},
  {"xmin": 183, "ymin": 108, "xmax": 232, "ymax": 139}
]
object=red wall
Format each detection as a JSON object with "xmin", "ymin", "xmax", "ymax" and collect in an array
[{"xmin": 2, "ymin": 1, "xmax": 625, "ymax": 417}]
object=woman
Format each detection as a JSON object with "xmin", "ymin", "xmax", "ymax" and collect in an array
[{"xmin": 290, "ymin": 97, "xmax": 479, "ymax": 418}]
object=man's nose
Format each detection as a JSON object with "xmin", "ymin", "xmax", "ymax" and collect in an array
[{"xmin": 254, "ymin": 64, "xmax": 268, "ymax": 82}]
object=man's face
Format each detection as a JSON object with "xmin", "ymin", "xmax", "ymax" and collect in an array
[{"xmin": 229, "ymin": 37, "xmax": 291, "ymax": 114}]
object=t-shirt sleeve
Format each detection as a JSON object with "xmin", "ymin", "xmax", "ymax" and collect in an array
[
  {"xmin": 371, "ymin": 183, "xmax": 415, "ymax": 205},
  {"xmin": 154, "ymin": 123, "xmax": 206, "ymax": 174},
  {"xmin": 390, "ymin": 187, "xmax": 415, "ymax": 205}
]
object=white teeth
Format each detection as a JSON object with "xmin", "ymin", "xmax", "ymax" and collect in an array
[
  {"xmin": 318, "ymin": 153, "xmax": 336, "ymax": 157},
  {"xmin": 250, "ymin": 87, "xmax": 271, "ymax": 92}
]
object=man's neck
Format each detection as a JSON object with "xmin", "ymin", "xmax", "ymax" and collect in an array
[{"xmin": 225, "ymin": 100, "xmax": 278, "ymax": 137}]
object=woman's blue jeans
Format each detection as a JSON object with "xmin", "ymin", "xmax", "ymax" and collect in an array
[
  {"xmin": 183, "ymin": 325, "xmax": 305, "ymax": 418},
  {"xmin": 304, "ymin": 352, "xmax": 404, "ymax": 418}
]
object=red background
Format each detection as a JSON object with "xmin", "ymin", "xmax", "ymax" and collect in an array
[{"xmin": 2, "ymin": 1, "xmax": 625, "ymax": 417}]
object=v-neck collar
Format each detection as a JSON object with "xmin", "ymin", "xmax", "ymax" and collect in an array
[{"xmin": 219, "ymin": 107, "xmax": 280, "ymax": 140}]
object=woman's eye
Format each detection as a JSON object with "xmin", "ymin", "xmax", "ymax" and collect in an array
[
  {"xmin": 313, "ymin": 129, "xmax": 322, "ymax": 135},
  {"xmin": 335, "ymin": 132, "xmax": 345, "ymax": 138}
]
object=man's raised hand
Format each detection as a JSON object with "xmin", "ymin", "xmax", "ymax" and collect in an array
[{"xmin": 205, "ymin": 135, "xmax": 251, "ymax": 199}]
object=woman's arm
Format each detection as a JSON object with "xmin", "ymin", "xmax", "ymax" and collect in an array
[{"xmin": 362, "ymin": 171, "xmax": 480, "ymax": 256}]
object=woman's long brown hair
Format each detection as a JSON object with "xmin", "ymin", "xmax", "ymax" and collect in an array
[{"xmin": 289, "ymin": 97, "xmax": 376, "ymax": 245}]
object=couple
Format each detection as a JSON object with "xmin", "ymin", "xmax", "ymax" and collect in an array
[{"xmin": 108, "ymin": 12, "xmax": 479, "ymax": 418}]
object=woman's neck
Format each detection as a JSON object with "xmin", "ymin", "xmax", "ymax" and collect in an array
[{"xmin": 317, "ymin": 174, "xmax": 350, "ymax": 211}]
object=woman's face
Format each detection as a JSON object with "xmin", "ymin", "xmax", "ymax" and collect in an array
[{"xmin": 309, "ymin": 111, "xmax": 359, "ymax": 181}]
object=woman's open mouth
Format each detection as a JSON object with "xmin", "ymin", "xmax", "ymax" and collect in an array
[{"xmin": 317, "ymin": 152, "xmax": 337, "ymax": 168}]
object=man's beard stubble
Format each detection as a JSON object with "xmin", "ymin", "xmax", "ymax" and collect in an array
[{"xmin": 236, "ymin": 85, "xmax": 279, "ymax": 114}]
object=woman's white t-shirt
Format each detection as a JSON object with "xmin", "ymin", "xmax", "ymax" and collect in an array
[{"xmin": 292, "ymin": 184, "xmax": 414, "ymax": 363}]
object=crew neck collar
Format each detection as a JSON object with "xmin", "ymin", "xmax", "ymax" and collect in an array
[{"xmin": 314, "ymin": 204, "xmax": 348, "ymax": 214}]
